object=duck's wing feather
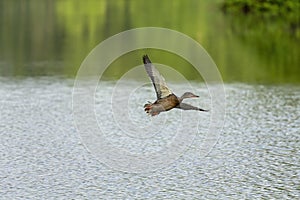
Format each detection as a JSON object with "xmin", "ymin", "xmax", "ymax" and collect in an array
[
  {"xmin": 176, "ymin": 103, "xmax": 208, "ymax": 112},
  {"xmin": 143, "ymin": 55, "xmax": 172, "ymax": 99}
]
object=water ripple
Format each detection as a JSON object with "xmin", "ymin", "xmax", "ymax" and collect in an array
[{"xmin": 0, "ymin": 78, "xmax": 299, "ymax": 199}]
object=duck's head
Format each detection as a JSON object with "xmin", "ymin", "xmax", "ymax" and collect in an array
[{"xmin": 180, "ymin": 92, "xmax": 199, "ymax": 100}]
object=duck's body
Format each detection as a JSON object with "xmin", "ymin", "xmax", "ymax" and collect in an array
[
  {"xmin": 144, "ymin": 94, "xmax": 179, "ymax": 116},
  {"xmin": 143, "ymin": 55, "xmax": 208, "ymax": 116}
]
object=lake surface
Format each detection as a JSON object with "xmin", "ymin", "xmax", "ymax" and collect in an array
[
  {"xmin": 0, "ymin": 0, "xmax": 299, "ymax": 83},
  {"xmin": 0, "ymin": 1, "xmax": 299, "ymax": 198},
  {"xmin": 0, "ymin": 77, "xmax": 299, "ymax": 199}
]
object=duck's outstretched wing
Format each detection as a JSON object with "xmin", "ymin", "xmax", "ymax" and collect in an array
[
  {"xmin": 143, "ymin": 55, "xmax": 172, "ymax": 99},
  {"xmin": 176, "ymin": 103, "xmax": 208, "ymax": 112}
]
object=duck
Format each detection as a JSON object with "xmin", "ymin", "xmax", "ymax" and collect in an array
[{"xmin": 143, "ymin": 55, "xmax": 208, "ymax": 116}]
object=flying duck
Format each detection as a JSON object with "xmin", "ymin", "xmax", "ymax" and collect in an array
[{"xmin": 143, "ymin": 55, "xmax": 208, "ymax": 116}]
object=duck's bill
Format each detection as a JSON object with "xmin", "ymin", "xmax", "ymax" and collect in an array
[{"xmin": 199, "ymin": 108, "xmax": 209, "ymax": 112}]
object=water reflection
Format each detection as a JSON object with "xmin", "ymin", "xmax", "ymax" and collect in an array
[{"xmin": 0, "ymin": 0, "xmax": 299, "ymax": 83}]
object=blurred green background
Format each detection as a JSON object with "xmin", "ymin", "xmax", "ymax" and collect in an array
[{"xmin": 0, "ymin": 0, "xmax": 299, "ymax": 83}]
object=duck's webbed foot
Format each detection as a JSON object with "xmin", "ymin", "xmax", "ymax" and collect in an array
[
  {"xmin": 144, "ymin": 102, "xmax": 160, "ymax": 116},
  {"xmin": 144, "ymin": 102, "xmax": 152, "ymax": 113}
]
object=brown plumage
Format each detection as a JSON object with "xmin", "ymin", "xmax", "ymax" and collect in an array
[{"xmin": 143, "ymin": 55, "xmax": 208, "ymax": 116}]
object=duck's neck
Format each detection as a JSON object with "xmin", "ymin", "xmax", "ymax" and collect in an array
[{"xmin": 178, "ymin": 95, "xmax": 187, "ymax": 103}]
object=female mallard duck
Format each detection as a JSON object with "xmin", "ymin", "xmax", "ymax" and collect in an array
[{"xmin": 143, "ymin": 55, "xmax": 208, "ymax": 116}]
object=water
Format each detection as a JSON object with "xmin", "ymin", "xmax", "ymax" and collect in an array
[
  {"xmin": 0, "ymin": 0, "xmax": 299, "ymax": 83},
  {"xmin": 0, "ymin": 77, "xmax": 299, "ymax": 199}
]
